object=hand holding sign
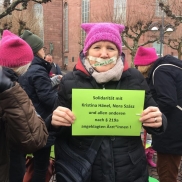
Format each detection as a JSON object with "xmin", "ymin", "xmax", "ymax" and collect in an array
[
  {"xmin": 52, "ymin": 106, "xmax": 75, "ymax": 127},
  {"xmin": 140, "ymin": 106, "xmax": 162, "ymax": 128}
]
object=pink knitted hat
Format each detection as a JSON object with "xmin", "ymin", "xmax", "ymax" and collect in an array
[
  {"xmin": 134, "ymin": 46, "xmax": 158, "ymax": 66},
  {"xmin": 0, "ymin": 30, "xmax": 33, "ymax": 68},
  {"xmin": 81, "ymin": 23, "xmax": 125, "ymax": 55}
]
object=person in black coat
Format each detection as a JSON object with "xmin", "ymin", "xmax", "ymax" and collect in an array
[
  {"xmin": 45, "ymin": 53, "xmax": 62, "ymax": 90},
  {"xmin": 134, "ymin": 46, "xmax": 182, "ymax": 182},
  {"xmin": 51, "ymin": 23, "xmax": 167, "ymax": 182},
  {"xmin": 21, "ymin": 30, "xmax": 57, "ymax": 182}
]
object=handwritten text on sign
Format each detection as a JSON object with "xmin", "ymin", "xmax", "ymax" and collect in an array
[{"xmin": 72, "ymin": 89, "xmax": 145, "ymax": 136}]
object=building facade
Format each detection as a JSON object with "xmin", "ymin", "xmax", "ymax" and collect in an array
[
  {"xmin": 42, "ymin": 0, "xmax": 180, "ymax": 70},
  {"xmin": 43, "ymin": 0, "xmax": 63, "ymax": 68}
]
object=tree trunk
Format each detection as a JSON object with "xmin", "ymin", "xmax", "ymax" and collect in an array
[
  {"xmin": 130, "ymin": 47, "xmax": 138, "ymax": 68},
  {"xmin": 178, "ymin": 43, "xmax": 182, "ymax": 60},
  {"xmin": 130, "ymin": 51, "xmax": 135, "ymax": 68}
]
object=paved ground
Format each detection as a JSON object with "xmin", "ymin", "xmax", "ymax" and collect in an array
[{"xmin": 148, "ymin": 152, "xmax": 182, "ymax": 182}]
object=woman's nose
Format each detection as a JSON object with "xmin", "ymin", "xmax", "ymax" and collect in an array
[{"xmin": 100, "ymin": 48, "xmax": 109, "ymax": 58}]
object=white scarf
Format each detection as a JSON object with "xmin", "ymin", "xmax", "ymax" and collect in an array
[
  {"xmin": 84, "ymin": 57, "xmax": 124, "ymax": 84},
  {"xmin": 11, "ymin": 63, "xmax": 31, "ymax": 76}
]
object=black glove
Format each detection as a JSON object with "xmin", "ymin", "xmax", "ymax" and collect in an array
[{"xmin": 0, "ymin": 66, "xmax": 14, "ymax": 93}]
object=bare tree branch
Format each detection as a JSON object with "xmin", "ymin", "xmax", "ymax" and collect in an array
[
  {"xmin": 0, "ymin": 0, "xmax": 51, "ymax": 19},
  {"xmin": 158, "ymin": 0, "xmax": 182, "ymax": 58},
  {"xmin": 167, "ymin": 39, "xmax": 178, "ymax": 50},
  {"xmin": 140, "ymin": 38, "xmax": 159, "ymax": 46}
]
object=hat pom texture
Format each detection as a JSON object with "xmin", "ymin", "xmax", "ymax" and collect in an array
[
  {"xmin": 0, "ymin": 30, "xmax": 33, "ymax": 68},
  {"xmin": 81, "ymin": 23, "xmax": 125, "ymax": 55},
  {"xmin": 134, "ymin": 46, "xmax": 158, "ymax": 66}
]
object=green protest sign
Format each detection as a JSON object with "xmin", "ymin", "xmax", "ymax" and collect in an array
[{"xmin": 72, "ymin": 89, "xmax": 145, "ymax": 136}]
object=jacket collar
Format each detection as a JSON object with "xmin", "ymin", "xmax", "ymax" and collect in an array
[
  {"xmin": 31, "ymin": 56, "xmax": 52, "ymax": 73},
  {"xmin": 148, "ymin": 55, "xmax": 182, "ymax": 81}
]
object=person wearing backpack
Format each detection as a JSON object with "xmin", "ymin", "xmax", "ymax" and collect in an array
[
  {"xmin": 134, "ymin": 46, "xmax": 182, "ymax": 182},
  {"xmin": 134, "ymin": 47, "xmax": 158, "ymax": 168}
]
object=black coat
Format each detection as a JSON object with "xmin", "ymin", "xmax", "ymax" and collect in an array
[
  {"xmin": 19, "ymin": 56, "xmax": 57, "ymax": 120},
  {"xmin": 147, "ymin": 55, "xmax": 182, "ymax": 155},
  {"xmin": 54, "ymin": 54, "xmax": 167, "ymax": 182}
]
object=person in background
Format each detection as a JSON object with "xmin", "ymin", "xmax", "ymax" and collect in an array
[
  {"xmin": 134, "ymin": 46, "xmax": 158, "ymax": 168},
  {"xmin": 45, "ymin": 53, "xmax": 62, "ymax": 90},
  {"xmin": 21, "ymin": 30, "xmax": 57, "ymax": 182},
  {"xmin": 0, "ymin": 30, "xmax": 48, "ymax": 182},
  {"xmin": 50, "ymin": 23, "xmax": 167, "ymax": 182},
  {"xmin": 45, "ymin": 53, "xmax": 62, "ymax": 76},
  {"xmin": 134, "ymin": 46, "xmax": 182, "ymax": 182}
]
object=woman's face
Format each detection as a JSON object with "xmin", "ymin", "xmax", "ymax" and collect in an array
[
  {"xmin": 36, "ymin": 48, "xmax": 45, "ymax": 59},
  {"xmin": 87, "ymin": 41, "xmax": 119, "ymax": 72}
]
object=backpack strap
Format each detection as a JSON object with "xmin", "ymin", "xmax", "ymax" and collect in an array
[
  {"xmin": 86, "ymin": 136, "xmax": 104, "ymax": 164},
  {"xmin": 152, "ymin": 63, "xmax": 182, "ymax": 111}
]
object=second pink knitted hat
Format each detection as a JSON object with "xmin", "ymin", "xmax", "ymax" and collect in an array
[
  {"xmin": 134, "ymin": 46, "xmax": 158, "ymax": 66},
  {"xmin": 0, "ymin": 30, "xmax": 33, "ymax": 68},
  {"xmin": 81, "ymin": 23, "xmax": 125, "ymax": 55}
]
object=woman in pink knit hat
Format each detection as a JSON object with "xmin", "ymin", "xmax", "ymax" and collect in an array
[
  {"xmin": 134, "ymin": 47, "xmax": 182, "ymax": 182},
  {"xmin": 134, "ymin": 46, "xmax": 158, "ymax": 78},
  {"xmin": 134, "ymin": 46, "xmax": 159, "ymax": 168},
  {"xmin": 0, "ymin": 30, "xmax": 48, "ymax": 182},
  {"xmin": 49, "ymin": 23, "xmax": 167, "ymax": 182}
]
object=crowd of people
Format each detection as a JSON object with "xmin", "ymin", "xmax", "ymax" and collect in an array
[{"xmin": 0, "ymin": 22, "xmax": 181, "ymax": 182}]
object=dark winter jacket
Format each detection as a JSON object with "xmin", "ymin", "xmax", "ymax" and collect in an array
[
  {"xmin": 19, "ymin": 56, "xmax": 58, "ymax": 121},
  {"xmin": 50, "ymin": 63, "xmax": 62, "ymax": 76},
  {"xmin": 54, "ymin": 53, "xmax": 167, "ymax": 182},
  {"xmin": 147, "ymin": 55, "xmax": 182, "ymax": 155},
  {"xmin": 0, "ymin": 69, "xmax": 48, "ymax": 182}
]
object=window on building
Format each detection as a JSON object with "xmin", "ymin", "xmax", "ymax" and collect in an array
[
  {"xmin": 122, "ymin": 41, "xmax": 125, "ymax": 47},
  {"xmin": 72, "ymin": 57, "xmax": 74, "ymax": 62},
  {"xmin": 153, "ymin": 42, "xmax": 162, "ymax": 56},
  {"xmin": 33, "ymin": 4, "xmax": 44, "ymax": 41},
  {"xmin": 64, "ymin": 56, "xmax": 68, "ymax": 64},
  {"xmin": 1, "ymin": 0, "xmax": 10, "ymax": 6},
  {"xmin": 64, "ymin": 56, "xmax": 68, "ymax": 65},
  {"xmin": 1, "ymin": 0, "xmax": 12, "ymax": 5},
  {"xmin": 114, "ymin": 0, "xmax": 127, "ymax": 22},
  {"xmin": 0, "ymin": 0, "xmax": 12, "ymax": 12},
  {"xmin": 64, "ymin": 2, "xmax": 69, "ymax": 52},
  {"xmin": 64, "ymin": 56, "xmax": 68, "ymax": 70},
  {"xmin": 155, "ymin": 0, "xmax": 168, "ymax": 17},
  {"xmin": 81, "ymin": 0, "xmax": 90, "ymax": 46}
]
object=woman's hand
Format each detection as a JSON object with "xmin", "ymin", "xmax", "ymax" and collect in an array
[
  {"xmin": 139, "ymin": 106, "xmax": 162, "ymax": 128},
  {"xmin": 51, "ymin": 106, "xmax": 76, "ymax": 127}
]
